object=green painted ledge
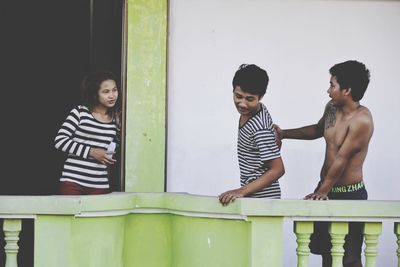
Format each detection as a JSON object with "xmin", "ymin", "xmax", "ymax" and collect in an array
[
  {"xmin": 1, "ymin": 193, "xmax": 400, "ymax": 219},
  {"xmin": 2, "ymin": 193, "xmax": 400, "ymax": 267}
]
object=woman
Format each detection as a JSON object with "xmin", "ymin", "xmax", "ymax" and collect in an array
[{"xmin": 54, "ymin": 71, "xmax": 121, "ymax": 195}]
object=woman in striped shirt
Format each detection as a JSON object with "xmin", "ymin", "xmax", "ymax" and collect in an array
[{"xmin": 55, "ymin": 71, "xmax": 121, "ymax": 195}]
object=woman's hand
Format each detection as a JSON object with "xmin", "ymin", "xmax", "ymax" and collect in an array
[{"xmin": 89, "ymin": 148, "xmax": 116, "ymax": 165}]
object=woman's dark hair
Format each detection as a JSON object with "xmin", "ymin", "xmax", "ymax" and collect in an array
[
  {"xmin": 80, "ymin": 70, "xmax": 121, "ymax": 115},
  {"xmin": 232, "ymin": 64, "xmax": 269, "ymax": 98}
]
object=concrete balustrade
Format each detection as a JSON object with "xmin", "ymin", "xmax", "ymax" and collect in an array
[
  {"xmin": 364, "ymin": 222, "xmax": 382, "ymax": 267},
  {"xmin": 329, "ymin": 222, "xmax": 348, "ymax": 267},
  {"xmin": 3, "ymin": 219, "xmax": 21, "ymax": 267},
  {"xmin": 1, "ymin": 193, "xmax": 400, "ymax": 266},
  {"xmin": 395, "ymin": 223, "xmax": 400, "ymax": 267},
  {"xmin": 294, "ymin": 221, "xmax": 313, "ymax": 267}
]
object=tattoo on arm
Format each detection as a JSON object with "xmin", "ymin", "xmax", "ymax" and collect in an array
[{"xmin": 324, "ymin": 104, "xmax": 336, "ymax": 129}]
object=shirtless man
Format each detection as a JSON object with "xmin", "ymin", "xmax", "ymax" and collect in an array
[{"xmin": 274, "ymin": 60, "xmax": 373, "ymax": 267}]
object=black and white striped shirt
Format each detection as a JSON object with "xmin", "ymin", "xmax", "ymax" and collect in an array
[
  {"xmin": 238, "ymin": 103, "xmax": 281, "ymax": 198},
  {"xmin": 54, "ymin": 105, "xmax": 118, "ymax": 188}
]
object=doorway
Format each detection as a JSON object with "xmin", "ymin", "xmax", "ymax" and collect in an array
[
  {"xmin": 1, "ymin": 0, "xmax": 124, "ymax": 196},
  {"xmin": 1, "ymin": 0, "xmax": 124, "ymax": 265}
]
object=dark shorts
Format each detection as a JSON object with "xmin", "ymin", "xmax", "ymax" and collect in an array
[{"xmin": 309, "ymin": 181, "xmax": 368, "ymax": 265}]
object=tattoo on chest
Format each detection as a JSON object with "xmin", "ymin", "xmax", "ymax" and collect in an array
[{"xmin": 324, "ymin": 104, "xmax": 337, "ymax": 129}]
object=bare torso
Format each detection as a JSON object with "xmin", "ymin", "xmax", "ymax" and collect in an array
[{"xmin": 320, "ymin": 102, "xmax": 374, "ymax": 186}]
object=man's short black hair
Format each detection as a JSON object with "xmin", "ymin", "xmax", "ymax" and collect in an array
[
  {"xmin": 329, "ymin": 60, "xmax": 370, "ymax": 102},
  {"xmin": 232, "ymin": 64, "xmax": 269, "ymax": 98}
]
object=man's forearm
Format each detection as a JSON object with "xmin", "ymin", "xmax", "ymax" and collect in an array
[
  {"xmin": 282, "ymin": 124, "xmax": 323, "ymax": 140},
  {"xmin": 317, "ymin": 156, "xmax": 347, "ymax": 194},
  {"xmin": 240, "ymin": 167, "xmax": 284, "ymax": 196}
]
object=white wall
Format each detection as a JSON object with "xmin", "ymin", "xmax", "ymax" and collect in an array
[{"xmin": 167, "ymin": 1, "xmax": 400, "ymax": 266}]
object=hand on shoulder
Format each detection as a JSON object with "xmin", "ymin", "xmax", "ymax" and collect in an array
[{"xmin": 272, "ymin": 124, "xmax": 283, "ymax": 148}]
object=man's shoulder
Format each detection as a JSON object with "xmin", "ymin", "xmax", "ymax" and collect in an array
[
  {"xmin": 350, "ymin": 106, "xmax": 374, "ymax": 135},
  {"xmin": 325, "ymin": 100, "xmax": 334, "ymax": 108},
  {"xmin": 258, "ymin": 103, "xmax": 274, "ymax": 127},
  {"xmin": 354, "ymin": 106, "xmax": 373, "ymax": 124},
  {"xmin": 323, "ymin": 101, "xmax": 336, "ymax": 116},
  {"xmin": 358, "ymin": 105, "xmax": 372, "ymax": 116}
]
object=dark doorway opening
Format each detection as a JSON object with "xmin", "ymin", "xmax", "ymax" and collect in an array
[
  {"xmin": 1, "ymin": 0, "xmax": 123, "ymax": 196},
  {"xmin": 1, "ymin": 0, "xmax": 123, "ymax": 265}
]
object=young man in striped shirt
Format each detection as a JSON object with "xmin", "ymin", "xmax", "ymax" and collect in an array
[{"xmin": 219, "ymin": 64, "xmax": 285, "ymax": 205}]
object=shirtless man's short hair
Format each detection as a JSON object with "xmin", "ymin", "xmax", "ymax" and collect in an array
[{"xmin": 274, "ymin": 60, "xmax": 372, "ymax": 267}]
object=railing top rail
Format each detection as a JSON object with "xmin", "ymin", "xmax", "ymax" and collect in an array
[{"xmin": 0, "ymin": 192, "xmax": 399, "ymax": 220}]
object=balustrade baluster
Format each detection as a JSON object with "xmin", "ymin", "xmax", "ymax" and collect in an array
[
  {"xmin": 294, "ymin": 221, "xmax": 313, "ymax": 267},
  {"xmin": 363, "ymin": 222, "xmax": 382, "ymax": 267},
  {"xmin": 3, "ymin": 219, "xmax": 22, "ymax": 267},
  {"xmin": 395, "ymin": 223, "xmax": 400, "ymax": 267},
  {"xmin": 329, "ymin": 222, "xmax": 348, "ymax": 267}
]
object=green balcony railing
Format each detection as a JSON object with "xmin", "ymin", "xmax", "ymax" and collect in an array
[{"xmin": 1, "ymin": 193, "xmax": 400, "ymax": 267}]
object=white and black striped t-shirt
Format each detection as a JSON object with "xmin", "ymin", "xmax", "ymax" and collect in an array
[
  {"xmin": 238, "ymin": 103, "xmax": 281, "ymax": 198},
  {"xmin": 54, "ymin": 105, "xmax": 118, "ymax": 188}
]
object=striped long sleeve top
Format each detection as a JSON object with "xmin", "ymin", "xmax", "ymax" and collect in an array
[{"xmin": 54, "ymin": 105, "xmax": 118, "ymax": 188}]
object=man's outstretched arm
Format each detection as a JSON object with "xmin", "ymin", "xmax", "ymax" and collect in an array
[
  {"xmin": 275, "ymin": 122, "xmax": 324, "ymax": 140},
  {"xmin": 274, "ymin": 102, "xmax": 335, "ymax": 141}
]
